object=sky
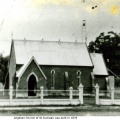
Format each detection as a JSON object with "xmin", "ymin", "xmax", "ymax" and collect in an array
[{"xmin": 0, "ymin": 0, "xmax": 120, "ymax": 56}]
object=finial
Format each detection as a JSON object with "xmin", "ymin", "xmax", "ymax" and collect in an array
[
  {"xmin": 11, "ymin": 32, "xmax": 13, "ymax": 40},
  {"xmin": 41, "ymin": 38, "xmax": 44, "ymax": 43},
  {"xmin": 58, "ymin": 39, "xmax": 60, "ymax": 44}
]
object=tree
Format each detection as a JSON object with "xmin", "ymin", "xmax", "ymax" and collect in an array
[
  {"xmin": 0, "ymin": 54, "xmax": 9, "ymax": 84},
  {"xmin": 88, "ymin": 31, "xmax": 120, "ymax": 76}
]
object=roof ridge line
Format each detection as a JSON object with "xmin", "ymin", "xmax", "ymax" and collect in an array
[{"xmin": 13, "ymin": 39, "xmax": 86, "ymax": 44}]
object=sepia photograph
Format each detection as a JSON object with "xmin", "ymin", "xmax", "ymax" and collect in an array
[{"xmin": 0, "ymin": 0, "xmax": 120, "ymax": 118}]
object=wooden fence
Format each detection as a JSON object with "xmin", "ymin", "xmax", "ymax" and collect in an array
[
  {"xmin": 95, "ymin": 84, "xmax": 120, "ymax": 105},
  {"xmin": 0, "ymin": 84, "xmax": 84, "ymax": 106}
]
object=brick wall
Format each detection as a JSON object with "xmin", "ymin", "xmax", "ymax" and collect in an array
[
  {"xmin": 41, "ymin": 66, "xmax": 93, "ymax": 90},
  {"xmin": 17, "ymin": 64, "xmax": 93, "ymax": 92},
  {"xmin": 18, "ymin": 61, "xmax": 47, "ymax": 90}
]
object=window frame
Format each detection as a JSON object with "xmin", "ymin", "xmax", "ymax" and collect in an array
[
  {"xmin": 51, "ymin": 70, "xmax": 55, "ymax": 89},
  {"xmin": 77, "ymin": 70, "xmax": 81, "ymax": 85}
]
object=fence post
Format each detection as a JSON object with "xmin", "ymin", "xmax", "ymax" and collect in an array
[
  {"xmin": 79, "ymin": 83, "xmax": 83, "ymax": 105},
  {"xmin": 95, "ymin": 84, "xmax": 99, "ymax": 105},
  {"xmin": 69, "ymin": 87, "xmax": 73, "ymax": 105},
  {"xmin": 40, "ymin": 86, "xmax": 44, "ymax": 105},
  {"xmin": 111, "ymin": 87, "xmax": 114, "ymax": 105},
  {"xmin": 10, "ymin": 86, "xmax": 13, "ymax": 106}
]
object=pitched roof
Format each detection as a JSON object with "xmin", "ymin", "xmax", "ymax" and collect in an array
[
  {"xmin": 90, "ymin": 53, "xmax": 108, "ymax": 76},
  {"xmin": 16, "ymin": 56, "xmax": 47, "ymax": 79},
  {"xmin": 13, "ymin": 40, "xmax": 93, "ymax": 67}
]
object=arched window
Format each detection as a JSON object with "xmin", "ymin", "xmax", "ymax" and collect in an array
[
  {"xmin": 91, "ymin": 72, "xmax": 95, "ymax": 87},
  {"xmin": 51, "ymin": 70, "xmax": 55, "ymax": 89},
  {"xmin": 77, "ymin": 70, "xmax": 81, "ymax": 86},
  {"xmin": 64, "ymin": 71, "xmax": 69, "ymax": 90}
]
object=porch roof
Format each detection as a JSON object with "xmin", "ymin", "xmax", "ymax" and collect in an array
[{"xmin": 16, "ymin": 56, "xmax": 47, "ymax": 80}]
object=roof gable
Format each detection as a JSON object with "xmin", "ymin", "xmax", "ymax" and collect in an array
[
  {"xmin": 90, "ymin": 53, "xmax": 108, "ymax": 76},
  {"xmin": 16, "ymin": 56, "xmax": 47, "ymax": 80},
  {"xmin": 13, "ymin": 40, "xmax": 93, "ymax": 67}
]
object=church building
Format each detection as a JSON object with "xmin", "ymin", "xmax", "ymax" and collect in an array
[{"xmin": 7, "ymin": 40, "xmax": 108, "ymax": 97}]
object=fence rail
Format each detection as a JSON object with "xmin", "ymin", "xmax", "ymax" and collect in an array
[
  {"xmin": 0, "ymin": 84, "xmax": 84, "ymax": 106},
  {"xmin": 1, "ymin": 84, "xmax": 117, "ymax": 106}
]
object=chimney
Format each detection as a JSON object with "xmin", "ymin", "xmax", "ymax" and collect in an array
[{"xmin": 82, "ymin": 20, "xmax": 87, "ymax": 43}]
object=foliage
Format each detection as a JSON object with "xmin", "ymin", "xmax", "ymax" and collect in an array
[
  {"xmin": 0, "ymin": 54, "xmax": 9, "ymax": 84},
  {"xmin": 88, "ymin": 31, "xmax": 120, "ymax": 75}
]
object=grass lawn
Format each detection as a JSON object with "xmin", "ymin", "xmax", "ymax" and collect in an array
[{"xmin": 0, "ymin": 105, "xmax": 120, "ymax": 116}]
